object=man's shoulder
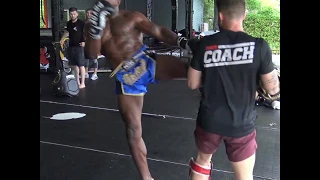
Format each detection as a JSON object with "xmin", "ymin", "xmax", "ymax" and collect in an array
[
  {"xmin": 207, "ymin": 30, "xmax": 259, "ymax": 42},
  {"xmin": 200, "ymin": 31, "xmax": 220, "ymax": 42}
]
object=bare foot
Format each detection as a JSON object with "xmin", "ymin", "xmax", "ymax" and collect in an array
[{"xmin": 79, "ymin": 84, "xmax": 86, "ymax": 89}]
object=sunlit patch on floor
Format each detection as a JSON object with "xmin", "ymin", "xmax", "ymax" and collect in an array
[{"xmin": 49, "ymin": 112, "xmax": 86, "ymax": 120}]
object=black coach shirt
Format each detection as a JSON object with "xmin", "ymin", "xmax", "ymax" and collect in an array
[
  {"xmin": 66, "ymin": 19, "xmax": 85, "ymax": 47},
  {"xmin": 191, "ymin": 29, "xmax": 274, "ymax": 137}
]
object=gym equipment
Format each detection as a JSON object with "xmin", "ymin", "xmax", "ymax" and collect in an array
[
  {"xmin": 59, "ymin": 37, "xmax": 69, "ymax": 61},
  {"xmin": 146, "ymin": 0, "xmax": 153, "ymax": 21},
  {"xmin": 171, "ymin": 0, "xmax": 178, "ymax": 33},
  {"xmin": 185, "ymin": 0, "xmax": 194, "ymax": 39},
  {"xmin": 52, "ymin": 67, "xmax": 79, "ymax": 97},
  {"xmin": 40, "ymin": 35, "xmax": 57, "ymax": 73},
  {"xmin": 50, "ymin": 36, "xmax": 78, "ymax": 96},
  {"xmin": 147, "ymin": 44, "xmax": 184, "ymax": 57}
]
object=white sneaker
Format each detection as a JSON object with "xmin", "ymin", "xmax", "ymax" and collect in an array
[
  {"xmin": 85, "ymin": 73, "xmax": 89, "ymax": 78},
  {"xmin": 91, "ymin": 74, "xmax": 98, "ymax": 80}
]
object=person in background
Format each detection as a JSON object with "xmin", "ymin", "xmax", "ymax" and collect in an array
[
  {"xmin": 60, "ymin": 7, "xmax": 86, "ymax": 88},
  {"xmin": 84, "ymin": 8, "xmax": 99, "ymax": 80}
]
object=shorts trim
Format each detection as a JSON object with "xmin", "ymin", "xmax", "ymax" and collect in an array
[{"xmin": 119, "ymin": 81, "xmax": 145, "ymax": 96}]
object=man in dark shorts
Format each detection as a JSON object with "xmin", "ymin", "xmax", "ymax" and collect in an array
[
  {"xmin": 60, "ymin": 7, "xmax": 86, "ymax": 88},
  {"xmin": 84, "ymin": 0, "xmax": 196, "ymax": 179},
  {"xmin": 187, "ymin": 0, "xmax": 280, "ymax": 179}
]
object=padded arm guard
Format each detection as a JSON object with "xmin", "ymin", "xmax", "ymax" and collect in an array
[{"xmin": 89, "ymin": 0, "xmax": 115, "ymax": 39}]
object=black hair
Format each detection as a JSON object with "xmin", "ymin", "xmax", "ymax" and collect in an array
[
  {"xmin": 86, "ymin": 8, "xmax": 92, "ymax": 12},
  {"xmin": 69, "ymin": 7, "xmax": 78, "ymax": 12}
]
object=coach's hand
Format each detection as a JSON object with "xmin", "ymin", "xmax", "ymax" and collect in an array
[{"xmin": 89, "ymin": 0, "xmax": 115, "ymax": 39}]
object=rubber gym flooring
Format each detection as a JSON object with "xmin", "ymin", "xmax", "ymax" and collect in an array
[{"xmin": 40, "ymin": 73, "xmax": 280, "ymax": 180}]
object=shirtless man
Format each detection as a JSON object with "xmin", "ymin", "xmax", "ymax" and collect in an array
[{"xmin": 84, "ymin": 0, "xmax": 197, "ymax": 179}]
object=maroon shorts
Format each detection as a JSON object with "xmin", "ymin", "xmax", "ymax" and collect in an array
[{"xmin": 194, "ymin": 125, "xmax": 257, "ymax": 162}]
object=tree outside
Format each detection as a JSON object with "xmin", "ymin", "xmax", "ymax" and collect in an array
[{"xmin": 203, "ymin": 0, "xmax": 280, "ymax": 52}]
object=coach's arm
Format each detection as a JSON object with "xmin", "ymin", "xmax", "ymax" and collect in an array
[{"xmin": 187, "ymin": 43, "xmax": 204, "ymax": 90}]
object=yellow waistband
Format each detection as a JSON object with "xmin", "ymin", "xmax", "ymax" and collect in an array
[
  {"xmin": 109, "ymin": 51, "xmax": 146, "ymax": 78},
  {"xmin": 109, "ymin": 61, "xmax": 124, "ymax": 78}
]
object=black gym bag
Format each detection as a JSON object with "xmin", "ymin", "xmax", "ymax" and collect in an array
[
  {"xmin": 52, "ymin": 66, "xmax": 79, "ymax": 97},
  {"xmin": 51, "ymin": 44, "xmax": 79, "ymax": 97}
]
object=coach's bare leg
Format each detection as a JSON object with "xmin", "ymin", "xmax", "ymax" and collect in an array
[
  {"xmin": 118, "ymin": 95, "xmax": 153, "ymax": 180},
  {"xmin": 230, "ymin": 154, "xmax": 255, "ymax": 180}
]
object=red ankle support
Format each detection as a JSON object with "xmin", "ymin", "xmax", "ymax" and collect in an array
[{"xmin": 189, "ymin": 158, "xmax": 212, "ymax": 179}]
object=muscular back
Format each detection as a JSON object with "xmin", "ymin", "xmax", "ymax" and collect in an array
[{"xmin": 101, "ymin": 10, "xmax": 144, "ymax": 68}]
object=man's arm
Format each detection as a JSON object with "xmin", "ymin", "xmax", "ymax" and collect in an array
[
  {"xmin": 188, "ymin": 67, "xmax": 202, "ymax": 90},
  {"xmin": 80, "ymin": 20, "xmax": 86, "ymax": 42},
  {"xmin": 79, "ymin": 20, "xmax": 86, "ymax": 47},
  {"xmin": 133, "ymin": 12, "xmax": 178, "ymax": 46},
  {"xmin": 259, "ymin": 39, "xmax": 280, "ymax": 96},
  {"xmin": 187, "ymin": 41, "xmax": 204, "ymax": 90}
]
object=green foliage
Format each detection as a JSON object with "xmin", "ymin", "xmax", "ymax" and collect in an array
[
  {"xmin": 257, "ymin": 6, "xmax": 280, "ymax": 17},
  {"xmin": 244, "ymin": 6, "xmax": 280, "ymax": 51},
  {"xmin": 246, "ymin": 0, "xmax": 262, "ymax": 11},
  {"xmin": 203, "ymin": 0, "xmax": 214, "ymax": 30},
  {"xmin": 202, "ymin": 0, "xmax": 280, "ymax": 52},
  {"xmin": 40, "ymin": 0, "xmax": 45, "ymax": 28}
]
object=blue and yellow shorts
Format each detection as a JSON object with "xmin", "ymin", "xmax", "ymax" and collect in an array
[{"xmin": 110, "ymin": 45, "xmax": 157, "ymax": 96}]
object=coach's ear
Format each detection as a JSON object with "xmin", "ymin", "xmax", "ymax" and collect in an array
[
  {"xmin": 243, "ymin": 10, "xmax": 247, "ymax": 21},
  {"xmin": 219, "ymin": 12, "xmax": 224, "ymax": 22},
  {"xmin": 117, "ymin": 0, "xmax": 121, "ymax": 6}
]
